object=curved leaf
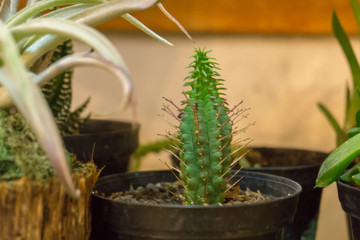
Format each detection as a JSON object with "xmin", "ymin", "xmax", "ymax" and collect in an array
[
  {"xmin": 34, "ymin": 52, "xmax": 132, "ymax": 114},
  {"xmin": 0, "ymin": 21, "xmax": 78, "ymax": 196},
  {"xmin": 6, "ymin": 0, "xmax": 103, "ymax": 27},
  {"xmin": 316, "ymin": 133, "xmax": 360, "ymax": 187}
]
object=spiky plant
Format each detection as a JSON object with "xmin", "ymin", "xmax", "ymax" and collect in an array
[
  {"xmin": 0, "ymin": 0, "xmax": 191, "ymax": 196},
  {"xmin": 41, "ymin": 40, "xmax": 90, "ymax": 135},
  {"xmin": 164, "ymin": 49, "xmax": 251, "ymax": 205}
]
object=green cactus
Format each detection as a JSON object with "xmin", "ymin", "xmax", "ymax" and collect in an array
[{"xmin": 173, "ymin": 48, "xmax": 240, "ymax": 205}]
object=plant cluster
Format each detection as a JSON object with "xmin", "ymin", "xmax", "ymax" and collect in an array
[
  {"xmin": 0, "ymin": 0, "xmax": 189, "ymax": 196},
  {"xmin": 317, "ymin": 0, "xmax": 360, "ymax": 187}
]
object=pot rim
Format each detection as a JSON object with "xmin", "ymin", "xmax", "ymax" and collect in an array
[{"xmin": 92, "ymin": 170, "xmax": 302, "ymax": 209}]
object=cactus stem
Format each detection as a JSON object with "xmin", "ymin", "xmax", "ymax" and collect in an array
[
  {"xmin": 218, "ymin": 118, "xmax": 233, "ymax": 131},
  {"xmin": 216, "ymin": 102, "xmax": 226, "ymax": 120},
  {"xmin": 219, "ymin": 132, "xmax": 233, "ymax": 141},
  {"xmin": 219, "ymin": 140, "xmax": 231, "ymax": 152},
  {"xmin": 225, "ymin": 171, "xmax": 247, "ymax": 192}
]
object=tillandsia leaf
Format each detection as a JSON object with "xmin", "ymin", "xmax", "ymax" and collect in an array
[
  {"xmin": 317, "ymin": 103, "xmax": 347, "ymax": 146},
  {"xmin": 122, "ymin": 14, "xmax": 173, "ymax": 46},
  {"xmin": 0, "ymin": 21, "xmax": 78, "ymax": 196},
  {"xmin": 6, "ymin": 0, "xmax": 103, "ymax": 27},
  {"xmin": 316, "ymin": 133, "xmax": 360, "ymax": 187},
  {"xmin": 69, "ymin": 0, "xmax": 161, "ymax": 26},
  {"xmin": 0, "ymin": 0, "xmax": 20, "ymax": 21},
  {"xmin": 177, "ymin": 48, "xmax": 233, "ymax": 205},
  {"xmin": 156, "ymin": 3, "xmax": 193, "ymax": 42},
  {"xmin": 12, "ymin": 18, "xmax": 129, "ymax": 72},
  {"xmin": 7, "ymin": 18, "xmax": 132, "ymax": 114},
  {"xmin": 34, "ymin": 52, "xmax": 131, "ymax": 115}
]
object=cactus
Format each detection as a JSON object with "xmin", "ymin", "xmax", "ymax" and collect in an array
[{"xmin": 165, "ymin": 48, "xmax": 251, "ymax": 205}]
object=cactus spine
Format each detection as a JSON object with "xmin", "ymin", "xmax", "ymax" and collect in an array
[{"xmin": 177, "ymin": 49, "xmax": 233, "ymax": 205}]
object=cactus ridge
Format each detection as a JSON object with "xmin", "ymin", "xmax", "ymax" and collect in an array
[{"xmin": 176, "ymin": 49, "xmax": 233, "ymax": 205}]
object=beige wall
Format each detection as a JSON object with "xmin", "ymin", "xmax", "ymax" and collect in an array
[{"xmin": 73, "ymin": 33, "xmax": 353, "ymax": 239}]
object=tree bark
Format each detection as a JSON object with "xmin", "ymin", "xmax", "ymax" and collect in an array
[{"xmin": 0, "ymin": 163, "xmax": 98, "ymax": 240}]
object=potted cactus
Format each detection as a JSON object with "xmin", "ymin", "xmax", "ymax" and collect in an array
[
  {"xmin": 91, "ymin": 48, "xmax": 302, "ymax": 239},
  {"xmin": 0, "ymin": 0, "xmax": 186, "ymax": 239}
]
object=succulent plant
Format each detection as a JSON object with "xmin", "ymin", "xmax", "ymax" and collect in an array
[
  {"xmin": 0, "ymin": 0, "xmax": 190, "ymax": 196},
  {"xmin": 164, "ymin": 49, "xmax": 252, "ymax": 205}
]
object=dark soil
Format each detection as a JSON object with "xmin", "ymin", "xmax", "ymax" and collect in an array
[{"xmin": 108, "ymin": 181, "xmax": 271, "ymax": 205}]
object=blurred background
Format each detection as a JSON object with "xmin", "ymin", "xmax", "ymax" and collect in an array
[{"xmin": 72, "ymin": 0, "xmax": 359, "ymax": 239}]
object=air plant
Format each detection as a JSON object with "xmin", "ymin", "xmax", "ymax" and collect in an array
[
  {"xmin": 0, "ymin": 0, "xmax": 190, "ymax": 197},
  {"xmin": 316, "ymin": 0, "xmax": 360, "ymax": 187},
  {"xmin": 163, "ymin": 48, "xmax": 252, "ymax": 205}
]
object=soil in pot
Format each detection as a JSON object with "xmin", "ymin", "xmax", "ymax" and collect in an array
[
  {"xmin": 63, "ymin": 120, "xmax": 139, "ymax": 176},
  {"xmin": 91, "ymin": 170, "xmax": 301, "ymax": 240}
]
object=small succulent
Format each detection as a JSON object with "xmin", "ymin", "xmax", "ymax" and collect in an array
[
  {"xmin": 40, "ymin": 40, "xmax": 90, "ymax": 135},
  {"xmin": 164, "ymin": 48, "xmax": 252, "ymax": 205}
]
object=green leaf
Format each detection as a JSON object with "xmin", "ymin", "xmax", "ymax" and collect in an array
[
  {"xmin": 348, "ymin": 127, "xmax": 360, "ymax": 138},
  {"xmin": 332, "ymin": 11, "xmax": 360, "ymax": 90},
  {"xmin": 340, "ymin": 162, "xmax": 360, "ymax": 181},
  {"xmin": 318, "ymin": 102, "xmax": 347, "ymax": 145},
  {"xmin": 350, "ymin": 0, "xmax": 360, "ymax": 37},
  {"xmin": 352, "ymin": 172, "xmax": 360, "ymax": 185},
  {"xmin": 316, "ymin": 133, "xmax": 360, "ymax": 187}
]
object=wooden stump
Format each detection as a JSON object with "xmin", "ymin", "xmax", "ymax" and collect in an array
[{"xmin": 0, "ymin": 163, "xmax": 98, "ymax": 240}]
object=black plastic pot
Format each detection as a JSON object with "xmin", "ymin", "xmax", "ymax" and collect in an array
[
  {"xmin": 91, "ymin": 170, "xmax": 301, "ymax": 240},
  {"xmin": 63, "ymin": 119, "xmax": 139, "ymax": 176},
  {"xmin": 241, "ymin": 147, "xmax": 327, "ymax": 240},
  {"xmin": 337, "ymin": 180, "xmax": 360, "ymax": 240}
]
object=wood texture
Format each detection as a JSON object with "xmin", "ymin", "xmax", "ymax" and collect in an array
[
  {"xmin": 0, "ymin": 164, "xmax": 98, "ymax": 240},
  {"xmin": 97, "ymin": 0, "xmax": 359, "ymax": 35}
]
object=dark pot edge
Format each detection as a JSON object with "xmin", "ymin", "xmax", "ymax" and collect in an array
[{"xmin": 92, "ymin": 170, "xmax": 302, "ymax": 209}]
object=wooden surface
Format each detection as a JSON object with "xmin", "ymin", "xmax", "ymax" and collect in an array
[
  {"xmin": 98, "ymin": 0, "xmax": 359, "ymax": 35},
  {"xmin": 0, "ymin": 164, "xmax": 98, "ymax": 240}
]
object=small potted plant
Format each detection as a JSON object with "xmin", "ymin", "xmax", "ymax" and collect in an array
[
  {"xmin": 0, "ymin": 0, "xmax": 184, "ymax": 238},
  {"xmin": 316, "ymin": 0, "xmax": 360, "ymax": 239},
  {"xmin": 91, "ymin": 48, "xmax": 302, "ymax": 239}
]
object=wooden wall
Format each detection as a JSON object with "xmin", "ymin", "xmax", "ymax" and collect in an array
[{"xmin": 97, "ymin": 0, "xmax": 359, "ymax": 35}]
